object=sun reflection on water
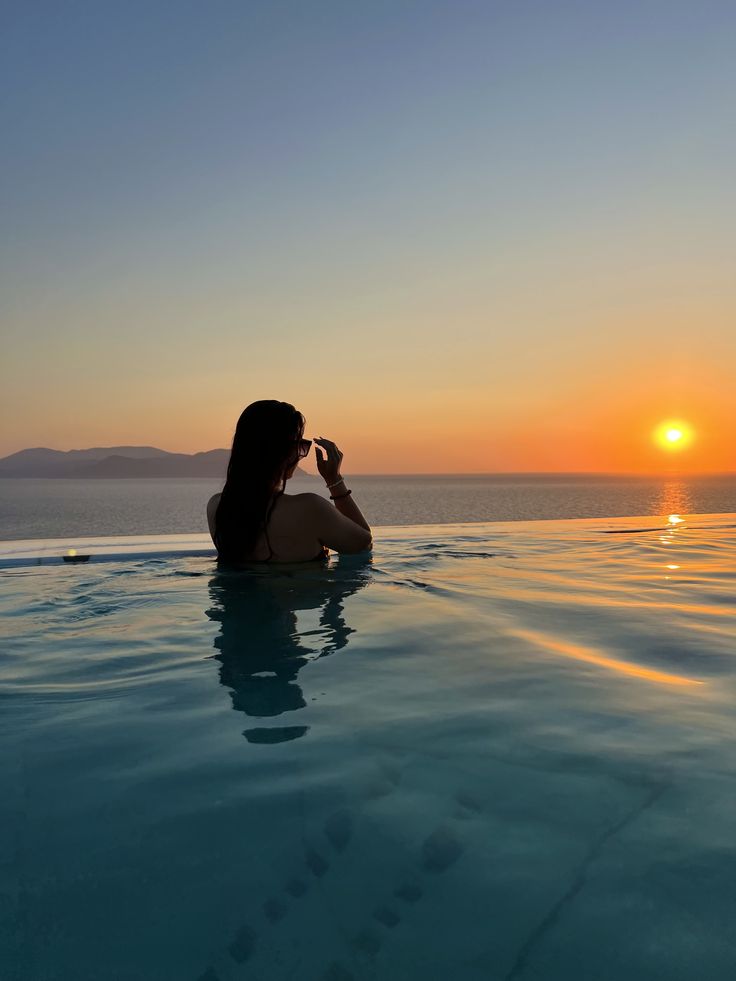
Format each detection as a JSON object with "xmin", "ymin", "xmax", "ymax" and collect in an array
[{"xmin": 656, "ymin": 478, "xmax": 692, "ymax": 522}]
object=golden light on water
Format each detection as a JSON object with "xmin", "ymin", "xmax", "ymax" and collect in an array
[
  {"xmin": 509, "ymin": 627, "xmax": 703, "ymax": 688},
  {"xmin": 654, "ymin": 420, "xmax": 693, "ymax": 452}
]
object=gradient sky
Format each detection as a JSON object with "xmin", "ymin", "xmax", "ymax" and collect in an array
[{"xmin": 2, "ymin": 0, "xmax": 734, "ymax": 472}]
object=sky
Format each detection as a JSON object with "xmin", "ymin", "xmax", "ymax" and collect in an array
[{"xmin": 1, "ymin": 0, "xmax": 734, "ymax": 473}]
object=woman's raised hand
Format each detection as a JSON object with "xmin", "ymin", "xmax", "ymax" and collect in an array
[{"xmin": 313, "ymin": 437, "xmax": 344, "ymax": 485}]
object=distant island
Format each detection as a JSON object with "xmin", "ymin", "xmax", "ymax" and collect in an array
[
  {"xmin": 0, "ymin": 446, "xmax": 234, "ymax": 478},
  {"xmin": 2, "ymin": 448, "xmax": 728, "ymax": 481}
]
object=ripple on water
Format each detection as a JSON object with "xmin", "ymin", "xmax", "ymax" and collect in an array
[{"xmin": 2, "ymin": 514, "xmax": 736, "ymax": 980}]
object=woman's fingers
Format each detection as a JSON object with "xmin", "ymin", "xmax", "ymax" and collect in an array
[
  {"xmin": 314, "ymin": 436, "xmax": 342, "ymax": 462},
  {"xmin": 313, "ymin": 442, "xmax": 333, "ymax": 477}
]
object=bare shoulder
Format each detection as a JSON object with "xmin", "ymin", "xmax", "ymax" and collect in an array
[
  {"xmin": 281, "ymin": 491, "xmax": 330, "ymax": 516},
  {"xmin": 286, "ymin": 492, "xmax": 371, "ymax": 554},
  {"xmin": 287, "ymin": 491, "xmax": 329, "ymax": 506},
  {"xmin": 206, "ymin": 492, "xmax": 222, "ymax": 542}
]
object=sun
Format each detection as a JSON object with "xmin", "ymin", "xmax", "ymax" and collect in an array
[{"xmin": 654, "ymin": 420, "xmax": 693, "ymax": 452}]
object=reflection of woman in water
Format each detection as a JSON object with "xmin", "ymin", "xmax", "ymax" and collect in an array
[
  {"xmin": 206, "ymin": 400, "xmax": 372, "ymax": 564},
  {"xmin": 205, "ymin": 557, "xmax": 371, "ymax": 743}
]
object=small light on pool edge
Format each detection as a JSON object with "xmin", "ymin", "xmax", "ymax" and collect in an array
[{"xmin": 63, "ymin": 549, "xmax": 91, "ymax": 563}]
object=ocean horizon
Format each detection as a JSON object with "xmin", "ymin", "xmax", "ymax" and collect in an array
[{"xmin": 2, "ymin": 472, "xmax": 734, "ymax": 542}]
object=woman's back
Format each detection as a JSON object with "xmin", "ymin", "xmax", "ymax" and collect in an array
[{"xmin": 207, "ymin": 488, "xmax": 368, "ymax": 563}]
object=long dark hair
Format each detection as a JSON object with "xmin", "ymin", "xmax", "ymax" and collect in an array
[{"xmin": 214, "ymin": 400, "xmax": 306, "ymax": 563}]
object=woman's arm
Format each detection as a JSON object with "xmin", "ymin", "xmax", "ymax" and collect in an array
[
  {"xmin": 325, "ymin": 477, "xmax": 370, "ymax": 532},
  {"xmin": 305, "ymin": 494, "xmax": 372, "ymax": 553},
  {"xmin": 312, "ymin": 436, "xmax": 372, "ymax": 550}
]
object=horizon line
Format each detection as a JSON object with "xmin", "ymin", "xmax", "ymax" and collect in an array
[
  {"xmin": 2, "ymin": 469, "xmax": 733, "ymax": 479},
  {"xmin": 309, "ymin": 469, "xmax": 736, "ymax": 478}
]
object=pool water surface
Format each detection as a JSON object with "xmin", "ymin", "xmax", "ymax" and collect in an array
[{"xmin": 2, "ymin": 514, "xmax": 736, "ymax": 980}]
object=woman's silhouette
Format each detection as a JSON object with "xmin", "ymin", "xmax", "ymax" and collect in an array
[
  {"xmin": 207, "ymin": 400, "xmax": 372, "ymax": 565},
  {"xmin": 205, "ymin": 556, "xmax": 372, "ymax": 743},
  {"xmin": 204, "ymin": 400, "xmax": 373, "ymax": 741}
]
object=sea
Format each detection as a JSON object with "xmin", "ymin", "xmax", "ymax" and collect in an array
[{"xmin": 0, "ymin": 472, "xmax": 734, "ymax": 542}]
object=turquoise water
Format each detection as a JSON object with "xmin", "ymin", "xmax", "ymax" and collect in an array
[{"xmin": 2, "ymin": 514, "xmax": 736, "ymax": 980}]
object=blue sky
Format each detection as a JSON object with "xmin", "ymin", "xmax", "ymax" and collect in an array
[{"xmin": 2, "ymin": 1, "xmax": 734, "ymax": 470}]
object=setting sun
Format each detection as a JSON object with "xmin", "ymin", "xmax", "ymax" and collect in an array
[{"xmin": 654, "ymin": 420, "xmax": 693, "ymax": 452}]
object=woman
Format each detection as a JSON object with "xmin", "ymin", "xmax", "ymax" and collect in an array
[{"xmin": 207, "ymin": 400, "xmax": 372, "ymax": 563}]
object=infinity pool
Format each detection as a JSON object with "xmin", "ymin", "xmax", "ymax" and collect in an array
[{"xmin": 2, "ymin": 514, "xmax": 736, "ymax": 980}]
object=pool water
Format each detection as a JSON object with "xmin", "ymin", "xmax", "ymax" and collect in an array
[{"xmin": 2, "ymin": 514, "xmax": 736, "ymax": 980}]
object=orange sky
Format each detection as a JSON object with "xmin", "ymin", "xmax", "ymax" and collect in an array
[
  {"xmin": 2, "ymin": 311, "xmax": 733, "ymax": 473},
  {"xmin": 2, "ymin": 4, "xmax": 734, "ymax": 473}
]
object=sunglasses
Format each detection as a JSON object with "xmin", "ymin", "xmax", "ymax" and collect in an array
[{"xmin": 297, "ymin": 437, "xmax": 312, "ymax": 459}]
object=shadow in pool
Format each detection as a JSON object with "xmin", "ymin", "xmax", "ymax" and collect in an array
[{"xmin": 205, "ymin": 556, "xmax": 372, "ymax": 743}]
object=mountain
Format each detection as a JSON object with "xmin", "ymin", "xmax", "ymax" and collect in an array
[
  {"xmin": 0, "ymin": 446, "xmax": 230, "ymax": 478},
  {"xmin": 0, "ymin": 447, "xmax": 316, "ymax": 478}
]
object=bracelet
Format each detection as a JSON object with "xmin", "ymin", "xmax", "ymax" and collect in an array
[
  {"xmin": 326, "ymin": 478, "xmax": 345, "ymax": 490},
  {"xmin": 330, "ymin": 489, "xmax": 352, "ymax": 500}
]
